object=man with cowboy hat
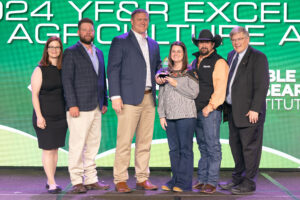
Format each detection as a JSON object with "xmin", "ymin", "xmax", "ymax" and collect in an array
[{"xmin": 191, "ymin": 29, "xmax": 229, "ymax": 194}]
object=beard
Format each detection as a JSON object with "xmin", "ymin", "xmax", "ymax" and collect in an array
[
  {"xmin": 79, "ymin": 35, "xmax": 94, "ymax": 45},
  {"xmin": 199, "ymin": 47, "xmax": 209, "ymax": 55}
]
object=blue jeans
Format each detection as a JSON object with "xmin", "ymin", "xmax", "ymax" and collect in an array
[
  {"xmin": 195, "ymin": 110, "xmax": 222, "ymax": 187},
  {"xmin": 165, "ymin": 118, "xmax": 196, "ymax": 191}
]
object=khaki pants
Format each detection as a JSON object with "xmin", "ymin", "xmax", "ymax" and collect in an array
[
  {"xmin": 67, "ymin": 106, "xmax": 102, "ymax": 185},
  {"xmin": 113, "ymin": 93, "xmax": 155, "ymax": 184}
]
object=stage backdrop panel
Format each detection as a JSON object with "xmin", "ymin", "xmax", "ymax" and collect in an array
[{"xmin": 0, "ymin": 0, "xmax": 300, "ymax": 167}]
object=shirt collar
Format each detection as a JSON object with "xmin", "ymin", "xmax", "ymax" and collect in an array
[
  {"xmin": 79, "ymin": 41, "xmax": 96, "ymax": 52},
  {"xmin": 236, "ymin": 46, "xmax": 248, "ymax": 58},
  {"xmin": 131, "ymin": 29, "xmax": 148, "ymax": 40}
]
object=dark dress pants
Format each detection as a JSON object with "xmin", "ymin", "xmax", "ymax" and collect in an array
[{"xmin": 228, "ymin": 107, "xmax": 265, "ymax": 188}]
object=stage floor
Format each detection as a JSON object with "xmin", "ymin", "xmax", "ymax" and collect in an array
[{"xmin": 0, "ymin": 168, "xmax": 299, "ymax": 200}]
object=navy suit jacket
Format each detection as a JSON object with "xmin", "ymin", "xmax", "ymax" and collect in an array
[
  {"xmin": 62, "ymin": 41, "xmax": 108, "ymax": 111},
  {"xmin": 224, "ymin": 46, "xmax": 269, "ymax": 127},
  {"xmin": 107, "ymin": 30, "xmax": 161, "ymax": 105}
]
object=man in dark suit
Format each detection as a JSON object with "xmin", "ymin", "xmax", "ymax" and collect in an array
[
  {"xmin": 219, "ymin": 26, "xmax": 269, "ymax": 195},
  {"xmin": 62, "ymin": 18, "xmax": 109, "ymax": 194},
  {"xmin": 107, "ymin": 9, "xmax": 161, "ymax": 193}
]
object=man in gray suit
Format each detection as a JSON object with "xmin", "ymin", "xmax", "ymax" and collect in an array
[
  {"xmin": 62, "ymin": 18, "xmax": 109, "ymax": 194},
  {"xmin": 107, "ymin": 9, "xmax": 161, "ymax": 193}
]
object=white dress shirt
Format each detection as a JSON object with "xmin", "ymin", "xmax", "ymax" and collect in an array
[
  {"xmin": 226, "ymin": 47, "xmax": 248, "ymax": 104},
  {"xmin": 132, "ymin": 30, "xmax": 152, "ymax": 89}
]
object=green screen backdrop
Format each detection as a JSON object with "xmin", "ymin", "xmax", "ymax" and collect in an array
[{"xmin": 0, "ymin": 0, "xmax": 300, "ymax": 168}]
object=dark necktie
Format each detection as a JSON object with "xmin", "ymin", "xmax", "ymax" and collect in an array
[{"xmin": 226, "ymin": 53, "xmax": 239, "ymax": 94}]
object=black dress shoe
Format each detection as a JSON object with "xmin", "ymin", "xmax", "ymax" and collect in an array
[
  {"xmin": 219, "ymin": 182, "xmax": 238, "ymax": 190},
  {"xmin": 46, "ymin": 184, "xmax": 62, "ymax": 191},
  {"xmin": 231, "ymin": 184, "xmax": 255, "ymax": 195},
  {"xmin": 48, "ymin": 187, "xmax": 61, "ymax": 194},
  {"xmin": 55, "ymin": 186, "xmax": 62, "ymax": 191}
]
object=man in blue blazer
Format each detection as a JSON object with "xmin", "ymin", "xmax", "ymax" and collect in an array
[
  {"xmin": 62, "ymin": 18, "xmax": 109, "ymax": 194},
  {"xmin": 107, "ymin": 9, "xmax": 161, "ymax": 193},
  {"xmin": 220, "ymin": 26, "xmax": 269, "ymax": 195}
]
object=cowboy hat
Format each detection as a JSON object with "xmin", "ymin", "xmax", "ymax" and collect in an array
[{"xmin": 192, "ymin": 29, "xmax": 222, "ymax": 48}]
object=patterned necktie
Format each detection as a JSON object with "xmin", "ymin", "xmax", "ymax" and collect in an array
[
  {"xmin": 226, "ymin": 53, "xmax": 239, "ymax": 94},
  {"xmin": 141, "ymin": 32, "xmax": 146, "ymax": 39}
]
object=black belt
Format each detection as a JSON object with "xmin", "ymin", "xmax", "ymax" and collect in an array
[{"xmin": 224, "ymin": 102, "xmax": 232, "ymax": 110}]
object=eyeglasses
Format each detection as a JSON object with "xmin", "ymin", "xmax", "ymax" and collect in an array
[
  {"xmin": 231, "ymin": 37, "xmax": 245, "ymax": 43},
  {"xmin": 48, "ymin": 46, "xmax": 61, "ymax": 50}
]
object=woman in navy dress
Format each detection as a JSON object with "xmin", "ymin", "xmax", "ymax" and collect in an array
[{"xmin": 31, "ymin": 36, "xmax": 67, "ymax": 194}]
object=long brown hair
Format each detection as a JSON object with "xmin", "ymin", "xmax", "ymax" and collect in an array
[
  {"xmin": 168, "ymin": 41, "xmax": 188, "ymax": 71},
  {"xmin": 39, "ymin": 36, "xmax": 63, "ymax": 69}
]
